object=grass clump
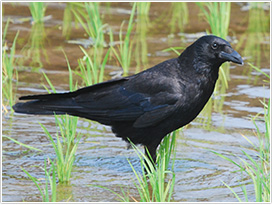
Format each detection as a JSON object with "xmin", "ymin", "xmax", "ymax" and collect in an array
[
  {"xmin": 127, "ymin": 131, "xmax": 176, "ymax": 202},
  {"xmin": 111, "ymin": 2, "xmax": 136, "ymax": 75},
  {"xmin": 98, "ymin": 131, "xmax": 177, "ymax": 202},
  {"xmin": 39, "ymin": 54, "xmax": 81, "ymax": 183},
  {"xmin": 22, "ymin": 22, "xmax": 48, "ymax": 68},
  {"xmin": 40, "ymin": 115, "xmax": 81, "ymax": 183},
  {"xmin": 72, "ymin": 2, "xmax": 106, "ymax": 47},
  {"xmin": 214, "ymin": 99, "xmax": 270, "ymax": 202},
  {"xmin": 196, "ymin": 2, "xmax": 230, "ymax": 39},
  {"xmin": 76, "ymin": 46, "xmax": 110, "ymax": 86},
  {"xmin": 19, "ymin": 6, "xmax": 49, "ymax": 68},
  {"xmin": 136, "ymin": 2, "xmax": 151, "ymax": 28},
  {"xmin": 29, "ymin": 2, "xmax": 47, "ymax": 24},
  {"xmin": 62, "ymin": 2, "xmax": 85, "ymax": 39},
  {"xmin": 2, "ymin": 24, "xmax": 19, "ymax": 112}
]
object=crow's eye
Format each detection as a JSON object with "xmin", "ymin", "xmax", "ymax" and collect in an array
[{"xmin": 211, "ymin": 42, "xmax": 218, "ymax": 50}]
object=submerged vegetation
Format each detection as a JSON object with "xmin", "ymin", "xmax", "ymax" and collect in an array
[{"xmin": 2, "ymin": 2, "xmax": 270, "ymax": 203}]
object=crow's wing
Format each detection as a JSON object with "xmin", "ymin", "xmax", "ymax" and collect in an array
[
  {"xmin": 74, "ymin": 80, "xmax": 181, "ymax": 128},
  {"xmin": 16, "ymin": 59, "xmax": 182, "ymax": 128}
]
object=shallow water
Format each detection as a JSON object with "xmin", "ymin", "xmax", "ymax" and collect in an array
[{"xmin": 2, "ymin": 2, "xmax": 270, "ymax": 202}]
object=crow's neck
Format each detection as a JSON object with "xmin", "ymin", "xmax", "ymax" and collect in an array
[{"xmin": 177, "ymin": 44, "xmax": 220, "ymax": 80}]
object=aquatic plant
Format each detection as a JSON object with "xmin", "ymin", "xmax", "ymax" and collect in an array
[
  {"xmin": 65, "ymin": 2, "xmax": 109, "ymax": 81},
  {"xmin": 127, "ymin": 131, "xmax": 176, "ymax": 202},
  {"xmin": 62, "ymin": 2, "xmax": 85, "ymax": 39},
  {"xmin": 21, "ymin": 158, "xmax": 57, "ymax": 202},
  {"xmin": 196, "ymin": 2, "xmax": 230, "ymax": 39},
  {"xmin": 196, "ymin": 1, "xmax": 231, "ymax": 83},
  {"xmin": 72, "ymin": 2, "xmax": 106, "ymax": 47},
  {"xmin": 76, "ymin": 46, "xmax": 110, "ymax": 86},
  {"xmin": 16, "ymin": 3, "xmax": 49, "ymax": 67},
  {"xmin": 97, "ymin": 131, "xmax": 177, "ymax": 202},
  {"xmin": 215, "ymin": 100, "xmax": 270, "ymax": 202},
  {"xmin": 40, "ymin": 115, "xmax": 81, "ymax": 184},
  {"xmin": 29, "ymin": 2, "xmax": 47, "ymax": 24},
  {"xmin": 39, "ymin": 55, "xmax": 81, "ymax": 183},
  {"xmin": 111, "ymin": 2, "xmax": 136, "ymax": 75},
  {"xmin": 196, "ymin": 2, "xmax": 231, "ymax": 85},
  {"xmin": 3, "ymin": 135, "xmax": 42, "ymax": 152},
  {"xmin": 2, "ymin": 26, "xmax": 19, "ymax": 112}
]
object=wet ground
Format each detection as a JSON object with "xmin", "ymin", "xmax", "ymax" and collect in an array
[{"xmin": 2, "ymin": 2, "xmax": 270, "ymax": 202}]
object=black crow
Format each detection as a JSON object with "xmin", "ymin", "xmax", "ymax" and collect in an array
[{"xmin": 13, "ymin": 35, "xmax": 243, "ymax": 164}]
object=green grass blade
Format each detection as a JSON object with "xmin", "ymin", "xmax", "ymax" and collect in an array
[
  {"xmin": 21, "ymin": 166, "xmax": 45, "ymax": 201},
  {"xmin": 221, "ymin": 180, "xmax": 242, "ymax": 202},
  {"xmin": 3, "ymin": 135, "xmax": 42, "ymax": 152}
]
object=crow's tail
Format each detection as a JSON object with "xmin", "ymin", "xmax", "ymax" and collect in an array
[{"xmin": 12, "ymin": 92, "xmax": 79, "ymax": 115}]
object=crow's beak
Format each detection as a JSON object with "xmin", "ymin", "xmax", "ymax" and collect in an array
[{"xmin": 219, "ymin": 50, "xmax": 244, "ymax": 65}]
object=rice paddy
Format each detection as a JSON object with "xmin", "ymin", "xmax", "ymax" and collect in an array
[{"xmin": 2, "ymin": 2, "xmax": 270, "ymax": 202}]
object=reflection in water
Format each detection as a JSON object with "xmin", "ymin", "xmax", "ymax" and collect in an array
[
  {"xmin": 135, "ymin": 2, "xmax": 151, "ymax": 71},
  {"xmin": 238, "ymin": 2, "xmax": 270, "ymax": 72},
  {"xmin": 62, "ymin": 2, "xmax": 85, "ymax": 39},
  {"xmin": 169, "ymin": 2, "xmax": 188, "ymax": 34},
  {"xmin": 81, "ymin": 2, "xmax": 106, "ymax": 47},
  {"xmin": 109, "ymin": 3, "xmax": 136, "ymax": 75},
  {"xmin": 19, "ymin": 22, "xmax": 48, "ymax": 68},
  {"xmin": 62, "ymin": 2, "xmax": 107, "ymax": 48},
  {"xmin": 57, "ymin": 182, "xmax": 73, "ymax": 202},
  {"xmin": 29, "ymin": 2, "xmax": 46, "ymax": 24}
]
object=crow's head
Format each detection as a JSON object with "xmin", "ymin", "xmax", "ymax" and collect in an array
[{"xmin": 194, "ymin": 35, "xmax": 243, "ymax": 67}]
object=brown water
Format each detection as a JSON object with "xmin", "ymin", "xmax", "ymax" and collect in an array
[{"xmin": 2, "ymin": 2, "xmax": 270, "ymax": 202}]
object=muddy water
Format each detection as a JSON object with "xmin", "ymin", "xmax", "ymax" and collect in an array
[{"xmin": 2, "ymin": 2, "xmax": 270, "ymax": 202}]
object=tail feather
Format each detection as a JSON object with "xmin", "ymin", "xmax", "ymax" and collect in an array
[
  {"xmin": 13, "ymin": 96, "xmax": 78, "ymax": 115},
  {"xmin": 19, "ymin": 91, "xmax": 75, "ymax": 100}
]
